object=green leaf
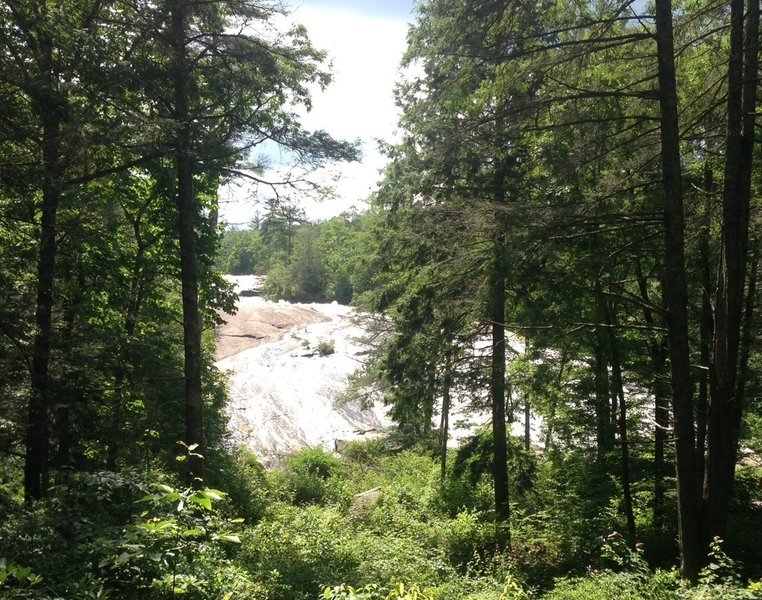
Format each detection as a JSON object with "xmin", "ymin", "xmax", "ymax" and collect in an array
[
  {"xmin": 189, "ymin": 492, "xmax": 212, "ymax": 511},
  {"xmin": 182, "ymin": 528, "xmax": 203, "ymax": 537},
  {"xmin": 204, "ymin": 488, "xmax": 225, "ymax": 501}
]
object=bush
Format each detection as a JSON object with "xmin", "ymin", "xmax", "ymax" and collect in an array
[
  {"xmin": 0, "ymin": 469, "xmax": 257, "ymax": 599},
  {"xmin": 273, "ymin": 447, "xmax": 349, "ymax": 506},
  {"xmin": 317, "ymin": 339, "xmax": 336, "ymax": 356},
  {"xmin": 343, "ymin": 528, "xmax": 452, "ymax": 589},
  {"xmin": 240, "ymin": 504, "xmax": 360, "ymax": 600},
  {"xmin": 322, "ymin": 582, "xmax": 433, "ymax": 600},
  {"xmin": 94, "ymin": 480, "xmax": 253, "ymax": 599},
  {"xmin": 341, "ymin": 438, "xmax": 387, "ymax": 466},
  {"xmin": 434, "ymin": 509, "xmax": 499, "ymax": 570},
  {"xmin": 205, "ymin": 447, "xmax": 269, "ymax": 523}
]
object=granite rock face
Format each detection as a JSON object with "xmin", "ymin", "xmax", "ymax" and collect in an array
[{"xmin": 216, "ymin": 279, "xmax": 388, "ymax": 465}]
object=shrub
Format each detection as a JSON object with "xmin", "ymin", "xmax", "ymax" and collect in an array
[
  {"xmin": 317, "ymin": 339, "xmax": 336, "ymax": 356},
  {"xmin": 678, "ymin": 537, "xmax": 762, "ymax": 600},
  {"xmin": 205, "ymin": 447, "xmax": 270, "ymax": 523},
  {"xmin": 273, "ymin": 447, "xmax": 349, "ymax": 506},
  {"xmin": 341, "ymin": 438, "xmax": 387, "ymax": 466},
  {"xmin": 343, "ymin": 528, "xmax": 452, "ymax": 589},
  {"xmin": 0, "ymin": 469, "xmax": 257, "ymax": 599},
  {"xmin": 240, "ymin": 504, "xmax": 360, "ymax": 600},
  {"xmin": 322, "ymin": 582, "xmax": 433, "ymax": 600},
  {"xmin": 0, "ymin": 558, "xmax": 43, "ymax": 599},
  {"xmin": 434, "ymin": 509, "xmax": 499, "ymax": 570},
  {"xmin": 95, "ymin": 480, "xmax": 252, "ymax": 598}
]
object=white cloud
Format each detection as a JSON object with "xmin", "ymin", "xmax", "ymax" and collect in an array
[{"xmin": 218, "ymin": 6, "xmax": 409, "ymax": 226}]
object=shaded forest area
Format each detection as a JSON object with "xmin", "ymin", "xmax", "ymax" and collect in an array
[{"xmin": 3, "ymin": 0, "xmax": 762, "ymax": 598}]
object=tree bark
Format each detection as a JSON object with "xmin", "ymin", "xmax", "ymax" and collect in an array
[
  {"xmin": 634, "ymin": 260, "xmax": 669, "ymax": 533},
  {"xmin": 543, "ymin": 351, "xmax": 566, "ymax": 453},
  {"xmin": 25, "ymin": 27, "xmax": 63, "ymax": 501},
  {"xmin": 696, "ymin": 163, "xmax": 714, "ymax": 494},
  {"xmin": 736, "ymin": 240, "xmax": 758, "ymax": 413},
  {"xmin": 599, "ymin": 284, "xmax": 636, "ymax": 545},
  {"xmin": 594, "ymin": 330, "xmax": 613, "ymax": 460},
  {"xmin": 654, "ymin": 0, "xmax": 702, "ymax": 581},
  {"xmin": 170, "ymin": 0, "xmax": 204, "ymax": 486},
  {"xmin": 107, "ymin": 224, "xmax": 145, "ymax": 470},
  {"xmin": 705, "ymin": 0, "xmax": 758, "ymax": 541},
  {"xmin": 490, "ymin": 232, "xmax": 510, "ymax": 537},
  {"xmin": 440, "ymin": 352, "xmax": 452, "ymax": 482}
]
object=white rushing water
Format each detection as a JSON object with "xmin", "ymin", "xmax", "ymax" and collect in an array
[
  {"xmin": 216, "ymin": 288, "xmax": 389, "ymax": 465},
  {"xmin": 216, "ymin": 277, "xmax": 543, "ymax": 465}
]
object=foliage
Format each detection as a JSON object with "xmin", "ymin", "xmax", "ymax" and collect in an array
[
  {"xmin": 322, "ymin": 582, "xmax": 433, "ymax": 600},
  {"xmin": 2, "ymin": 434, "xmax": 760, "ymax": 600},
  {"xmin": 543, "ymin": 534, "xmax": 762, "ymax": 600},
  {"xmin": 0, "ymin": 468, "xmax": 259, "ymax": 599},
  {"xmin": 450, "ymin": 430, "xmax": 538, "ymax": 500},
  {"xmin": 221, "ymin": 211, "xmax": 380, "ymax": 305},
  {"xmin": 204, "ymin": 447, "xmax": 270, "ymax": 524},
  {"xmin": 2, "ymin": 0, "xmax": 762, "ymax": 595},
  {"xmin": 0, "ymin": 558, "xmax": 43, "ymax": 599},
  {"xmin": 271, "ymin": 447, "xmax": 350, "ymax": 506},
  {"xmin": 96, "ymin": 479, "xmax": 247, "ymax": 597},
  {"xmin": 239, "ymin": 504, "xmax": 360, "ymax": 600},
  {"xmin": 216, "ymin": 228, "xmax": 268, "ymax": 275},
  {"xmin": 677, "ymin": 538, "xmax": 762, "ymax": 600},
  {"xmin": 318, "ymin": 339, "xmax": 337, "ymax": 356}
]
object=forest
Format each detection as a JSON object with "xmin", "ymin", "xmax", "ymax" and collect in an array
[{"xmin": 2, "ymin": 0, "xmax": 762, "ymax": 598}]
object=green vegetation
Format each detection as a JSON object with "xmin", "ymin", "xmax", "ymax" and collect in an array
[
  {"xmin": 218, "ymin": 209, "xmax": 381, "ymax": 305},
  {"xmin": 1, "ymin": 440, "xmax": 761, "ymax": 598},
  {"xmin": 2, "ymin": 0, "xmax": 762, "ymax": 597}
]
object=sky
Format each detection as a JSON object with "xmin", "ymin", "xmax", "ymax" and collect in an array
[{"xmin": 218, "ymin": 0, "xmax": 416, "ymax": 227}]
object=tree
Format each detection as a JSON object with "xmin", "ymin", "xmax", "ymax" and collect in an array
[
  {"xmin": 0, "ymin": 0, "xmax": 132, "ymax": 501},
  {"xmin": 379, "ymin": 0, "xmax": 762, "ymax": 575},
  {"xmin": 142, "ymin": 0, "xmax": 357, "ymax": 484},
  {"xmin": 0, "ymin": 0, "xmax": 357, "ymax": 497}
]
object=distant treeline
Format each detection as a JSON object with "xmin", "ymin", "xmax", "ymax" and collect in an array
[{"xmin": 217, "ymin": 204, "xmax": 380, "ymax": 305}]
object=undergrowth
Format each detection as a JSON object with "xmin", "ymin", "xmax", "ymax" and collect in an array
[{"xmin": 1, "ymin": 438, "xmax": 761, "ymax": 598}]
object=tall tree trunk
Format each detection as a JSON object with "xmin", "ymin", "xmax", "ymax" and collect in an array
[
  {"xmin": 736, "ymin": 240, "xmax": 758, "ymax": 412},
  {"xmin": 55, "ymin": 267, "xmax": 84, "ymax": 473},
  {"xmin": 705, "ymin": 0, "xmax": 758, "ymax": 541},
  {"xmin": 490, "ymin": 233, "xmax": 510, "ymax": 537},
  {"xmin": 654, "ymin": 0, "xmax": 702, "ymax": 580},
  {"xmin": 170, "ymin": 0, "xmax": 204, "ymax": 486},
  {"xmin": 543, "ymin": 351, "xmax": 566, "ymax": 453},
  {"xmin": 602, "ymin": 297, "xmax": 636, "ymax": 546},
  {"xmin": 440, "ymin": 352, "xmax": 452, "ymax": 482},
  {"xmin": 634, "ymin": 259, "xmax": 669, "ymax": 532},
  {"xmin": 107, "ymin": 235, "xmax": 145, "ymax": 470},
  {"xmin": 594, "ymin": 330, "xmax": 613, "ymax": 460},
  {"xmin": 696, "ymin": 163, "xmax": 714, "ymax": 494},
  {"xmin": 424, "ymin": 369, "xmax": 435, "ymax": 433},
  {"xmin": 524, "ymin": 396, "xmax": 530, "ymax": 452},
  {"xmin": 25, "ymin": 29, "xmax": 63, "ymax": 501}
]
